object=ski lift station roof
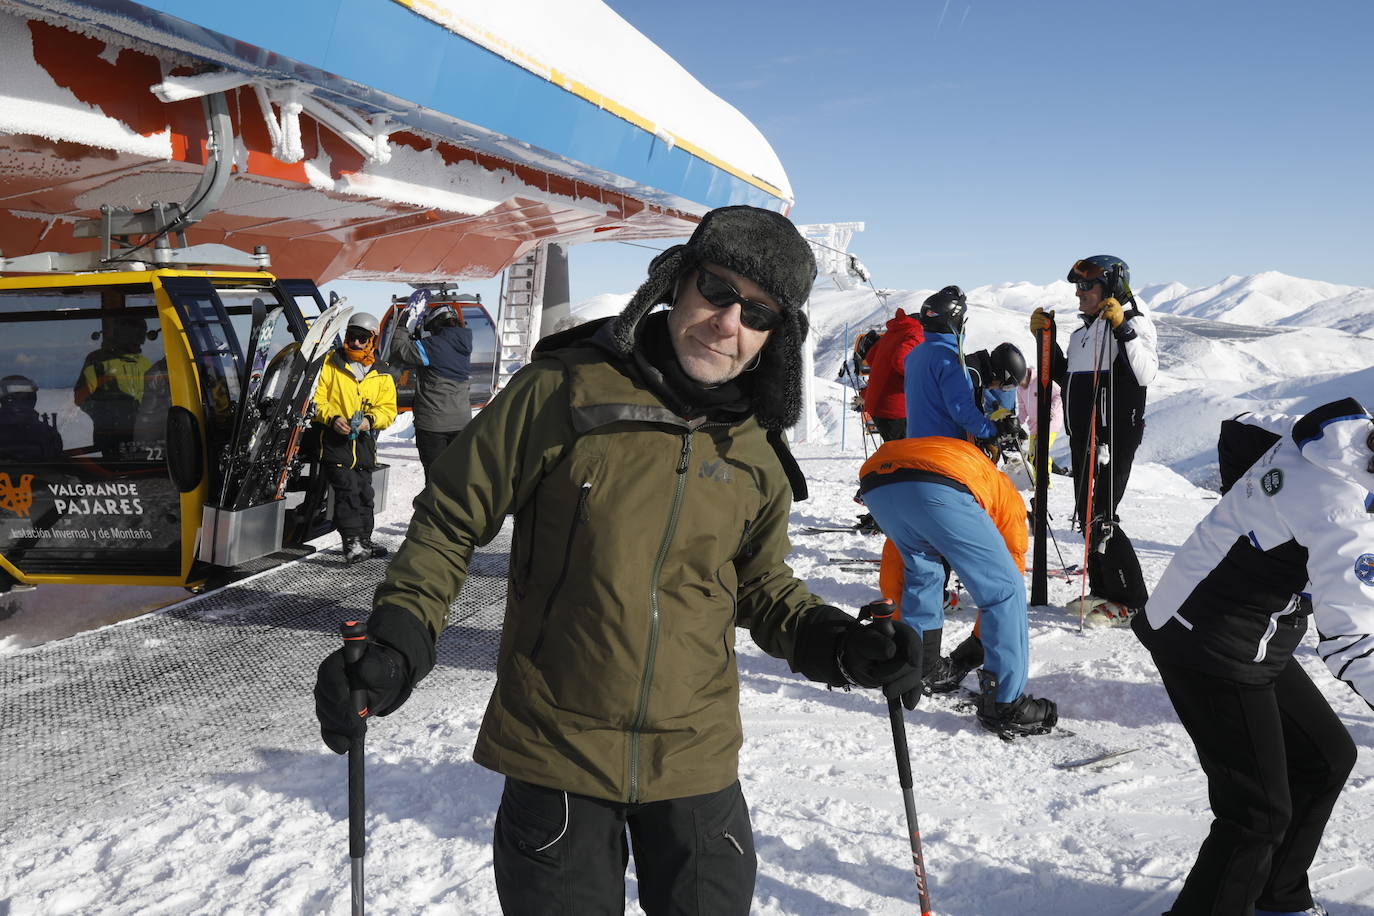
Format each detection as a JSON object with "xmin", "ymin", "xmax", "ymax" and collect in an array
[{"xmin": 0, "ymin": 0, "xmax": 793, "ymax": 282}]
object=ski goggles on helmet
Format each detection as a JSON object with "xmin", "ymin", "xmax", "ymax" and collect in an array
[
  {"xmin": 1068, "ymin": 259, "xmax": 1107, "ymax": 282},
  {"xmin": 0, "ymin": 375, "xmax": 37, "ymax": 399},
  {"xmin": 694, "ymin": 267, "xmax": 783, "ymax": 332}
]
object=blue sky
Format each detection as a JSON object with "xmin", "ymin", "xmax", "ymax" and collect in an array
[{"xmin": 331, "ymin": 0, "xmax": 1373, "ymax": 312}]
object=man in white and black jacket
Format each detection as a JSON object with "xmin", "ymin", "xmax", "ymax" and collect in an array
[
  {"xmin": 1134, "ymin": 398, "xmax": 1374, "ymax": 916},
  {"xmin": 1030, "ymin": 255, "xmax": 1158, "ymax": 623}
]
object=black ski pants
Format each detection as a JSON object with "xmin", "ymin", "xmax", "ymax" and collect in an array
[
  {"xmin": 324, "ymin": 463, "xmax": 374, "ymax": 539},
  {"xmin": 871, "ymin": 416, "xmax": 906, "ymax": 442},
  {"xmin": 1155, "ymin": 657, "xmax": 1355, "ymax": 916},
  {"xmin": 1069, "ymin": 419, "xmax": 1148, "ymax": 606},
  {"xmin": 493, "ymin": 776, "xmax": 756, "ymax": 915},
  {"xmin": 414, "ymin": 428, "xmax": 461, "ymax": 483}
]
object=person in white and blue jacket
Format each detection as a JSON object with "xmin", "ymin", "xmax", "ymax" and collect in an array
[
  {"xmin": 1135, "ymin": 397, "xmax": 1374, "ymax": 916},
  {"xmin": 1030, "ymin": 255, "xmax": 1158, "ymax": 621}
]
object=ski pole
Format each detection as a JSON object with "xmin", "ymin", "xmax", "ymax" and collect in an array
[
  {"xmin": 862, "ymin": 601, "xmax": 934, "ymax": 916},
  {"xmin": 340, "ymin": 620, "xmax": 368, "ymax": 916},
  {"xmin": 1030, "ymin": 319, "xmax": 1053, "ymax": 605}
]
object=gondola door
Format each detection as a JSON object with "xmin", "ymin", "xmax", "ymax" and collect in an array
[
  {"xmin": 0, "ymin": 277, "xmax": 185, "ymax": 585},
  {"xmin": 155, "ymin": 276, "xmax": 248, "ymax": 581}
]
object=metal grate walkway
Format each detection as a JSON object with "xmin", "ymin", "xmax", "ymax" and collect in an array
[{"xmin": 0, "ymin": 526, "xmax": 511, "ymax": 835}]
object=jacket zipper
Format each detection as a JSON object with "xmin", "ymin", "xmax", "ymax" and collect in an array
[
  {"xmin": 529, "ymin": 481, "xmax": 592, "ymax": 662},
  {"xmin": 629, "ymin": 433, "xmax": 693, "ymax": 803},
  {"xmin": 1252, "ymin": 593, "xmax": 1300, "ymax": 663}
]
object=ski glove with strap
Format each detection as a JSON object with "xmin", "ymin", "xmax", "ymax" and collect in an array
[
  {"xmin": 1029, "ymin": 307, "xmax": 1054, "ymax": 335},
  {"xmin": 1100, "ymin": 297, "xmax": 1125, "ymax": 328},
  {"xmin": 314, "ymin": 641, "xmax": 410, "ymax": 754},
  {"xmin": 1100, "ymin": 298, "xmax": 1138, "ymax": 341},
  {"xmin": 789, "ymin": 605, "xmax": 924, "ymax": 709}
]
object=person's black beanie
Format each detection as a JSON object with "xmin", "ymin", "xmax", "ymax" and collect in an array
[{"xmin": 609, "ymin": 205, "xmax": 817, "ymax": 430}]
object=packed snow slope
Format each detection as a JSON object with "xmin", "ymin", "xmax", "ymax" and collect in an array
[{"xmin": 2, "ymin": 274, "xmax": 1373, "ymax": 915}]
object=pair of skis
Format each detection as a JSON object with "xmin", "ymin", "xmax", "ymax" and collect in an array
[
  {"xmin": 924, "ymin": 688, "xmax": 1141, "ymax": 767},
  {"xmin": 217, "ymin": 300, "xmax": 284, "ymax": 507},
  {"xmin": 217, "ymin": 298, "xmax": 353, "ymax": 510}
]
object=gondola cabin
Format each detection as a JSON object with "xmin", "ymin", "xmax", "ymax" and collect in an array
[
  {"xmin": 0, "ymin": 267, "xmax": 341, "ymax": 591},
  {"xmin": 377, "ymin": 286, "xmax": 499, "ymax": 410}
]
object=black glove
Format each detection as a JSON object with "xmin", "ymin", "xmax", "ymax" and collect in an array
[
  {"xmin": 975, "ymin": 671, "xmax": 1057, "ymax": 738},
  {"xmin": 994, "ymin": 413, "xmax": 1025, "ymax": 441},
  {"xmin": 790, "ymin": 605, "xmax": 923, "ymax": 709},
  {"xmin": 314, "ymin": 641, "xmax": 408, "ymax": 754},
  {"xmin": 839, "ymin": 601, "xmax": 924, "ymax": 710}
]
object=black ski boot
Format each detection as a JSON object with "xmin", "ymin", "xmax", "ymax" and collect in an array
[
  {"xmin": 359, "ymin": 534, "xmax": 388, "ymax": 559},
  {"xmin": 855, "ymin": 513, "xmax": 882, "ymax": 535},
  {"xmin": 917, "ymin": 627, "xmax": 943, "ymax": 695},
  {"xmin": 341, "ymin": 535, "xmax": 369, "ymax": 565},
  {"xmin": 925, "ymin": 633, "xmax": 984, "ymax": 694},
  {"xmin": 975, "ymin": 670, "xmax": 1057, "ymax": 739}
]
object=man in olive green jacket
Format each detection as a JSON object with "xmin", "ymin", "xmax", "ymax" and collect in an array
[{"xmin": 315, "ymin": 206, "xmax": 924, "ymax": 914}]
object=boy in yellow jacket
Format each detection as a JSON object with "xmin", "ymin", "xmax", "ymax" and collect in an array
[{"xmin": 313, "ymin": 311, "xmax": 397, "ymax": 564}]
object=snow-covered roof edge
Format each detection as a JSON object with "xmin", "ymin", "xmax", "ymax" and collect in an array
[{"xmin": 395, "ymin": 0, "xmax": 793, "ymax": 206}]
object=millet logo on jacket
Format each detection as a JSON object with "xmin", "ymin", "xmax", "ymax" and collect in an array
[{"xmin": 698, "ymin": 459, "xmax": 733, "ymax": 483}]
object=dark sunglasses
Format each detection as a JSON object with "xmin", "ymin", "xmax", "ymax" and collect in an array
[
  {"xmin": 694, "ymin": 268, "xmax": 783, "ymax": 332},
  {"xmin": 1074, "ymin": 279, "xmax": 1102, "ymax": 292}
]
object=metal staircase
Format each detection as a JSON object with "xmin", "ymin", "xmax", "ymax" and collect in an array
[{"xmin": 494, "ymin": 244, "xmax": 548, "ymax": 393}]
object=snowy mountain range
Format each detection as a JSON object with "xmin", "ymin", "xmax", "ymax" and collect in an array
[{"xmin": 802, "ymin": 271, "xmax": 1373, "ymax": 488}]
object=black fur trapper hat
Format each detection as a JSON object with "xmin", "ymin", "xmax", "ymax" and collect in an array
[{"xmin": 609, "ymin": 205, "xmax": 817, "ymax": 430}]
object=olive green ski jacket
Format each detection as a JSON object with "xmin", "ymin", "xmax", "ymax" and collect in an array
[{"xmin": 370, "ymin": 325, "xmax": 828, "ymax": 803}]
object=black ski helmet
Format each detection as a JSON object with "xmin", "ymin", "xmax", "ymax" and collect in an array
[
  {"xmin": 109, "ymin": 314, "xmax": 148, "ymax": 351},
  {"xmin": 0, "ymin": 374, "xmax": 38, "ymax": 409},
  {"xmin": 990, "ymin": 342, "xmax": 1028, "ymax": 388},
  {"xmin": 425, "ymin": 304, "xmax": 461, "ymax": 330},
  {"xmin": 918, "ymin": 285, "xmax": 968, "ymax": 334},
  {"xmin": 1067, "ymin": 255, "xmax": 1131, "ymax": 300}
]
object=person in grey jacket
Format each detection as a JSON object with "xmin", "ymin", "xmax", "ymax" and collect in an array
[{"xmin": 389, "ymin": 303, "xmax": 474, "ymax": 481}]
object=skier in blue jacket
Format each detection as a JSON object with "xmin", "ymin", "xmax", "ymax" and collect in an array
[{"xmin": 904, "ymin": 285, "xmax": 1019, "ymax": 444}]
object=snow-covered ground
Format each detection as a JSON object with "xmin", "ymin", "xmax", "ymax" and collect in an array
[{"xmin": 2, "ymin": 277, "xmax": 1373, "ymax": 915}]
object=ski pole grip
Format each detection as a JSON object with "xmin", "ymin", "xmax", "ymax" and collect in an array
[
  {"xmin": 859, "ymin": 598, "xmax": 898, "ymax": 637},
  {"xmin": 340, "ymin": 620, "xmax": 369, "ymax": 720},
  {"xmin": 341, "ymin": 619, "xmax": 368, "ymax": 665}
]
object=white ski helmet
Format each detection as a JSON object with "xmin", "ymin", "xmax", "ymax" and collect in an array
[{"xmin": 346, "ymin": 312, "xmax": 380, "ymax": 336}]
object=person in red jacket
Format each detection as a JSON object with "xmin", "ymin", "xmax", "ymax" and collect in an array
[{"xmin": 861, "ymin": 307, "xmax": 925, "ymax": 441}]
